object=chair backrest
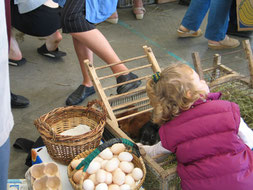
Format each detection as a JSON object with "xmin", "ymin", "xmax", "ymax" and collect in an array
[{"xmin": 84, "ymin": 46, "xmax": 161, "ymax": 140}]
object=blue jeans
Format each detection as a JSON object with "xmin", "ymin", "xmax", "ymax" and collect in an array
[
  {"xmin": 0, "ymin": 138, "xmax": 10, "ymax": 190},
  {"xmin": 181, "ymin": 0, "xmax": 233, "ymax": 41}
]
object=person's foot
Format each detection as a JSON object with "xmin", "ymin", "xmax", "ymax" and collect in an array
[
  {"xmin": 37, "ymin": 44, "xmax": 66, "ymax": 59},
  {"xmin": 177, "ymin": 25, "xmax": 202, "ymax": 38},
  {"xmin": 65, "ymin": 85, "xmax": 95, "ymax": 106},
  {"xmin": 106, "ymin": 11, "xmax": 118, "ymax": 24},
  {"xmin": 208, "ymin": 35, "xmax": 240, "ymax": 50},
  {"xmin": 133, "ymin": 0, "xmax": 146, "ymax": 20},
  {"xmin": 116, "ymin": 72, "xmax": 142, "ymax": 94},
  {"xmin": 11, "ymin": 93, "xmax": 30, "ymax": 108}
]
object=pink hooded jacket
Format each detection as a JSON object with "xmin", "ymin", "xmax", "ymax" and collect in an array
[{"xmin": 159, "ymin": 93, "xmax": 253, "ymax": 190}]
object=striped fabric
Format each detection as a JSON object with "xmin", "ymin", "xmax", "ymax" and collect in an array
[{"xmin": 61, "ymin": 0, "xmax": 95, "ymax": 33}]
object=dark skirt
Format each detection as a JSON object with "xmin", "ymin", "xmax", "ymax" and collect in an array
[
  {"xmin": 61, "ymin": 0, "xmax": 96, "ymax": 33},
  {"xmin": 11, "ymin": 0, "xmax": 61, "ymax": 37}
]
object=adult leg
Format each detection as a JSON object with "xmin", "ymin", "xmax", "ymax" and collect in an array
[
  {"xmin": 206, "ymin": 0, "xmax": 240, "ymax": 49},
  {"xmin": 65, "ymin": 37, "xmax": 95, "ymax": 105},
  {"xmin": 133, "ymin": 0, "xmax": 145, "ymax": 20},
  {"xmin": 45, "ymin": 30, "xmax": 63, "ymax": 52},
  {"xmin": 71, "ymin": 29, "xmax": 128, "ymax": 75},
  {"xmin": 0, "ymin": 138, "xmax": 10, "ymax": 190},
  {"xmin": 181, "ymin": 0, "xmax": 210, "ymax": 31},
  {"xmin": 9, "ymin": 31, "xmax": 22, "ymax": 61},
  {"xmin": 205, "ymin": 0, "xmax": 233, "ymax": 41}
]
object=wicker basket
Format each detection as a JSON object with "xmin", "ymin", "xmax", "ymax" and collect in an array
[
  {"xmin": 67, "ymin": 138, "xmax": 146, "ymax": 190},
  {"xmin": 34, "ymin": 100, "xmax": 107, "ymax": 165}
]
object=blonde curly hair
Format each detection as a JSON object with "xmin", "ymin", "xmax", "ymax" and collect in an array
[{"xmin": 146, "ymin": 63, "xmax": 208, "ymax": 125}]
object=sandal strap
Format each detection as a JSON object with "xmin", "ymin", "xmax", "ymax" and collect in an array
[{"xmin": 133, "ymin": 7, "xmax": 146, "ymax": 14}]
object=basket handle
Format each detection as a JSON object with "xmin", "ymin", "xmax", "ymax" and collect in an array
[
  {"xmin": 76, "ymin": 138, "xmax": 141, "ymax": 172},
  {"xmin": 86, "ymin": 99, "xmax": 107, "ymax": 121}
]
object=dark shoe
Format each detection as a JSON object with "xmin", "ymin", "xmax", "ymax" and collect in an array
[
  {"xmin": 9, "ymin": 58, "xmax": 27, "ymax": 66},
  {"xmin": 66, "ymin": 85, "xmax": 95, "ymax": 106},
  {"xmin": 11, "ymin": 93, "xmax": 30, "ymax": 108},
  {"xmin": 37, "ymin": 44, "xmax": 66, "ymax": 59},
  {"xmin": 116, "ymin": 72, "xmax": 142, "ymax": 94}
]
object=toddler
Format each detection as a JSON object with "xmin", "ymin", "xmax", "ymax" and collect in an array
[{"xmin": 139, "ymin": 64, "xmax": 253, "ymax": 190}]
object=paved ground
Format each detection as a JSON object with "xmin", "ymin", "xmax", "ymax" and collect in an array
[{"xmin": 8, "ymin": 1, "xmax": 252, "ymax": 188}]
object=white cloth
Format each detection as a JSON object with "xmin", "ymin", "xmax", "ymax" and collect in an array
[
  {"xmin": 139, "ymin": 117, "xmax": 253, "ymax": 157},
  {"xmin": 0, "ymin": 1, "xmax": 14, "ymax": 147},
  {"xmin": 238, "ymin": 118, "xmax": 253, "ymax": 149}
]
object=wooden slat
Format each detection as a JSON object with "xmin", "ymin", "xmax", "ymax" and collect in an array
[
  {"xmin": 211, "ymin": 54, "xmax": 221, "ymax": 82},
  {"xmin": 112, "ymin": 96, "xmax": 150, "ymax": 111},
  {"xmin": 192, "ymin": 52, "xmax": 204, "ymax": 80},
  {"xmin": 242, "ymin": 40, "xmax": 253, "ymax": 88},
  {"xmin": 116, "ymin": 107, "xmax": 153, "ymax": 122},
  {"xmin": 143, "ymin": 46, "xmax": 161, "ymax": 73},
  {"xmin": 98, "ymin": 64, "xmax": 152, "ymax": 80},
  {"xmin": 95, "ymin": 55, "xmax": 147, "ymax": 70},
  {"xmin": 114, "ymin": 102, "xmax": 151, "ymax": 115},
  {"xmin": 103, "ymin": 75, "xmax": 151, "ymax": 91},
  {"xmin": 108, "ymin": 86, "xmax": 146, "ymax": 101}
]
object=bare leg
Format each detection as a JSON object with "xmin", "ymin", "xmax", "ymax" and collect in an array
[
  {"xmin": 133, "ymin": 0, "xmax": 145, "ymax": 20},
  {"xmin": 9, "ymin": 31, "xmax": 22, "ymax": 61},
  {"xmin": 45, "ymin": 30, "xmax": 63, "ymax": 51},
  {"xmin": 66, "ymin": 29, "xmax": 141, "ymax": 105},
  {"xmin": 72, "ymin": 37, "xmax": 93, "ymax": 87},
  {"xmin": 71, "ymin": 29, "xmax": 128, "ymax": 76}
]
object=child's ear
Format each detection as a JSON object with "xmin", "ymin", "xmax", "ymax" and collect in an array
[{"xmin": 186, "ymin": 90, "xmax": 192, "ymax": 98}]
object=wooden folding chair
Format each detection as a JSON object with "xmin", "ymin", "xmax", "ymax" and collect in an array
[{"xmin": 84, "ymin": 46, "xmax": 180, "ymax": 190}]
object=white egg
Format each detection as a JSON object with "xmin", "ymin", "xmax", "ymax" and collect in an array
[
  {"xmin": 105, "ymin": 158, "xmax": 119, "ymax": 172},
  {"xmin": 70, "ymin": 159, "xmax": 82, "ymax": 169},
  {"xmin": 87, "ymin": 161, "xmax": 101, "ymax": 174},
  {"xmin": 111, "ymin": 144, "xmax": 126, "ymax": 155},
  {"xmin": 132, "ymin": 168, "xmax": 143, "ymax": 181},
  {"xmin": 93, "ymin": 156, "xmax": 104, "ymax": 163},
  {"xmin": 112, "ymin": 170, "xmax": 125, "ymax": 186},
  {"xmin": 120, "ymin": 184, "xmax": 131, "ymax": 190},
  {"xmin": 83, "ymin": 179, "xmax": 94, "ymax": 190},
  {"xmin": 118, "ymin": 152, "xmax": 133, "ymax": 162},
  {"xmin": 100, "ymin": 160, "xmax": 108, "ymax": 169},
  {"xmin": 108, "ymin": 184, "xmax": 120, "ymax": 190},
  {"xmin": 105, "ymin": 172, "xmax": 112, "ymax": 185},
  {"xmin": 112, "ymin": 168, "xmax": 123, "ymax": 176},
  {"xmin": 119, "ymin": 161, "xmax": 134, "ymax": 174},
  {"xmin": 124, "ymin": 175, "xmax": 135, "ymax": 187},
  {"xmin": 99, "ymin": 148, "xmax": 113, "ymax": 160},
  {"xmin": 96, "ymin": 169, "xmax": 107, "ymax": 183},
  {"xmin": 88, "ymin": 174, "xmax": 97, "ymax": 185},
  {"xmin": 95, "ymin": 183, "xmax": 108, "ymax": 190}
]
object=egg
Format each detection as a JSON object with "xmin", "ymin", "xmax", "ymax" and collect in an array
[
  {"xmin": 112, "ymin": 170, "xmax": 125, "ymax": 186},
  {"xmin": 119, "ymin": 161, "xmax": 134, "ymax": 174},
  {"xmin": 112, "ymin": 168, "xmax": 123, "ymax": 176},
  {"xmin": 120, "ymin": 184, "xmax": 131, "ymax": 190},
  {"xmin": 95, "ymin": 183, "xmax": 108, "ymax": 190},
  {"xmin": 100, "ymin": 160, "xmax": 108, "ymax": 169},
  {"xmin": 118, "ymin": 152, "xmax": 133, "ymax": 162},
  {"xmin": 93, "ymin": 156, "xmax": 103, "ymax": 163},
  {"xmin": 132, "ymin": 168, "xmax": 143, "ymax": 181},
  {"xmin": 111, "ymin": 144, "xmax": 126, "ymax": 155},
  {"xmin": 108, "ymin": 184, "xmax": 120, "ymax": 190},
  {"xmin": 88, "ymin": 174, "xmax": 97, "ymax": 185},
  {"xmin": 96, "ymin": 169, "xmax": 107, "ymax": 183},
  {"xmin": 70, "ymin": 158, "xmax": 84, "ymax": 169},
  {"xmin": 87, "ymin": 161, "xmax": 101, "ymax": 174},
  {"xmin": 72, "ymin": 170, "xmax": 83, "ymax": 184},
  {"xmin": 99, "ymin": 148, "xmax": 113, "ymax": 160},
  {"xmin": 124, "ymin": 175, "xmax": 135, "ymax": 187},
  {"xmin": 105, "ymin": 158, "xmax": 119, "ymax": 172},
  {"xmin": 82, "ymin": 179, "xmax": 94, "ymax": 190},
  {"xmin": 105, "ymin": 172, "xmax": 112, "ymax": 185}
]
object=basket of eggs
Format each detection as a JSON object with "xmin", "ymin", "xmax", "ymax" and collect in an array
[
  {"xmin": 34, "ymin": 100, "xmax": 107, "ymax": 165},
  {"xmin": 68, "ymin": 138, "xmax": 146, "ymax": 190}
]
